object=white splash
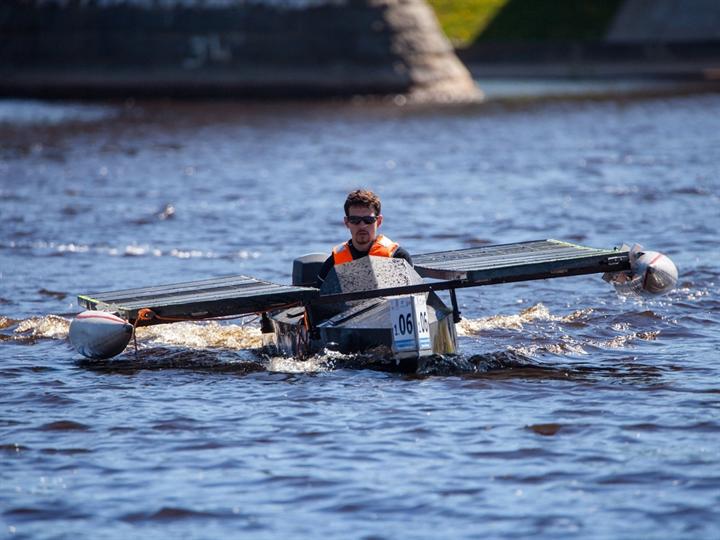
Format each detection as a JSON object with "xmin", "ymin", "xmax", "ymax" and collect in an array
[
  {"xmin": 458, "ymin": 304, "xmax": 594, "ymax": 335},
  {"xmin": 13, "ymin": 315, "xmax": 71, "ymax": 340},
  {"xmin": 0, "ymin": 99, "xmax": 118, "ymax": 126},
  {"xmin": 136, "ymin": 321, "xmax": 263, "ymax": 349}
]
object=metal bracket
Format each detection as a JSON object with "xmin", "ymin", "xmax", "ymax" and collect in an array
[
  {"xmin": 303, "ymin": 304, "xmax": 320, "ymax": 340},
  {"xmin": 449, "ymin": 288, "xmax": 461, "ymax": 323}
]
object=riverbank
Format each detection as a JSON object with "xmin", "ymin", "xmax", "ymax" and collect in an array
[
  {"xmin": 433, "ymin": 0, "xmax": 720, "ymax": 82},
  {"xmin": 459, "ymin": 41, "xmax": 720, "ymax": 81}
]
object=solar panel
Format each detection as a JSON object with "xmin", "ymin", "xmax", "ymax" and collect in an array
[
  {"xmin": 413, "ymin": 239, "xmax": 629, "ymax": 283},
  {"xmin": 78, "ymin": 275, "xmax": 318, "ymax": 323},
  {"xmin": 76, "ymin": 240, "xmax": 630, "ymax": 323}
]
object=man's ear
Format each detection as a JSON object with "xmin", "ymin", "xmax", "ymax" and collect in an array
[
  {"xmin": 343, "ymin": 216, "xmax": 350, "ymax": 228},
  {"xmin": 376, "ymin": 215, "xmax": 383, "ymax": 227}
]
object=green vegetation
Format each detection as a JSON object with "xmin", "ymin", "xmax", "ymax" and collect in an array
[
  {"xmin": 427, "ymin": 0, "xmax": 508, "ymax": 47},
  {"xmin": 427, "ymin": 0, "xmax": 624, "ymax": 47}
]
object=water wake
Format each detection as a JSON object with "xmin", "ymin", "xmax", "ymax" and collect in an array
[
  {"xmin": 0, "ymin": 306, "xmax": 665, "ymax": 378},
  {"xmin": 0, "ymin": 314, "xmax": 262, "ymax": 349},
  {"xmin": 457, "ymin": 303, "xmax": 593, "ymax": 334},
  {"xmin": 1, "ymin": 314, "xmax": 70, "ymax": 343},
  {"xmin": 136, "ymin": 321, "xmax": 263, "ymax": 350}
]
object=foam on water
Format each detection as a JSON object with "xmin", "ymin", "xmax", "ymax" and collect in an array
[
  {"xmin": 8, "ymin": 315, "xmax": 70, "ymax": 342},
  {"xmin": 0, "ymin": 316, "xmax": 18, "ymax": 330},
  {"xmin": 510, "ymin": 329, "xmax": 661, "ymax": 357},
  {"xmin": 0, "ymin": 99, "xmax": 118, "ymax": 126},
  {"xmin": 1, "ymin": 314, "xmax": 264, "ymax": 350},
  {"xmin": 4, "ymin": 240, "xmax": 260, "ymax": 260},
  {"xmin": 457, "ymin": 303, "xmax": 593, "ymax": 334},
  {"xmin": 266, "ymin": 354, "xmax": 335, "ymax": 373},
  {"xmin": 137, "ymin": 320, "xmax": 263, "ymax": 350}
]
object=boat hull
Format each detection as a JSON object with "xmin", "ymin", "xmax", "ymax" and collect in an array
[{"xmin": 265, "ymin": 291, "xmax": 457, "ymax": 362}]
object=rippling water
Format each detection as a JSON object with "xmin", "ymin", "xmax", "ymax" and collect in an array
[{"xmin": 1, "ymin": 88, "xmax": 719, "ymax": 539}]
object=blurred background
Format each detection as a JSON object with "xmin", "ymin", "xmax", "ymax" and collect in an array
[{"xmin": 2, "ymin": 0, "xmax": 720, "ymax": 100}]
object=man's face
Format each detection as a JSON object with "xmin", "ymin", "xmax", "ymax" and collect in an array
[{"xmin": 344, "ymin": 204, "xmax": 383, "ymax": 250}]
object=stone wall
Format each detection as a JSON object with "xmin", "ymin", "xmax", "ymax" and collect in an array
[{"xmin": 0, "ymin": 0, "xmax": 480, "ymax": 101}]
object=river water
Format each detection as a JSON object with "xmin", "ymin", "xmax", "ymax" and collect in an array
[{"xmin": 1, "ymin": 86, "xmax": 719, "ymax": 539}]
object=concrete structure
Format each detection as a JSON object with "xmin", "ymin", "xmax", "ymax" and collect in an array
[
  {"xmin": 0, "ymin": 0, "xmax": 480, "ymax": 102},
  {"xmin": 607, "ymin": 0, "xmax": 720, "ymax": 43},
  {"xmin": 458, "ymin": 0, "xmax": 720, "ymax": 80}
]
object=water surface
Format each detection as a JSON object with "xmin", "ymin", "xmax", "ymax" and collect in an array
[{"xmin": 1, "ymin": 88, "xmax": 719, "ymax": 539}]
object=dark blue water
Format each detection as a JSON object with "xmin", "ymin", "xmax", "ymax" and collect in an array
[{"xmin": 1, "ymin": 89, "xmax": 719, "ymax": 539}]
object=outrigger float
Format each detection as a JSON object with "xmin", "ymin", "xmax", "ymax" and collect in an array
[{"xmin": 69, "ymin": 239, "xmax": 678, "ymax": 369}]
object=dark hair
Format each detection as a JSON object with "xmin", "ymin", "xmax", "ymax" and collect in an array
[{"xmin": 344, "ymin": 189, "xmax": 381, "ymax": 216}]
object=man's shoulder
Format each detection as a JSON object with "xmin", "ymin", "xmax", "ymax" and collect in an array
[{"xmin": 393, "ymin": 245, "xmax": 413, "ymax": 264}]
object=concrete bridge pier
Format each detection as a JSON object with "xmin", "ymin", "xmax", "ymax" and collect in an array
[{"xmin": 0, "ymin": 0, "xmax": 482, "ymax": 103}]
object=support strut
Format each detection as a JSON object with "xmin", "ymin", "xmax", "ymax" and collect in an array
[{"xmin": 449, "ymin": 289, "xmax": 461, "ymax": 323}]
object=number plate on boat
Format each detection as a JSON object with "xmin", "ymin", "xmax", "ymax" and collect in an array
[{"xmin": 390, "ymin": 295, "xmax": 432, "ymax": 358}]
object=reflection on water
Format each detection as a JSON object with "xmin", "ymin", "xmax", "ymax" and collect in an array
[{"xmin": 1, "ymin": 86, "xmax": 719, "ymax": 540}]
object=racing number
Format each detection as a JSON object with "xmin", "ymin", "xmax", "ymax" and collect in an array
[
  {"xmin": 395, "ymin": 310, "xmax": 429, "ymax": 335},
  {"xmin": 418, "ymin": 310, "xmax": 429, "ymax": 333},
  {"xmin": 394, "ymin": 312, "xmax": 414, "ymax": 336}
]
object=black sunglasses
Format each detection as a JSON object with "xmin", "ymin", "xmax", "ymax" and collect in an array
[{"xmin": 347, "ymin": 215, "xmax": 378, "ymax": 225}]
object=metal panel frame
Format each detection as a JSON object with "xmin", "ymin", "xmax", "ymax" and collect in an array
[
  {"xmin": 78, "ymin": 275, "xmax": 318, "ymax": 324},
  {"xmin": 412, "ymin": 239, "xmax": 629, "ymax": 280},
  {"xmin": 75, "ymin": 240, "xmax": 630, "ymax": 324}
]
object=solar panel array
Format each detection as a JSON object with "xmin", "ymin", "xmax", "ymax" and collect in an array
[
  {"xmin": 413, "ymin": 239, "xmax": 629, "ymax": 282},
  {"xmin": 78, "ymin": 275, "xmax": 318, "ymax": 323},
  {"xmin": 76, "ymin": 240, "xmax": 630, "ymax": 323}
]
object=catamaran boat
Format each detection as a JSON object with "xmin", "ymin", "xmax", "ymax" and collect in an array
[{"xmin": 68, "ymin": 239, "xmax": 678, "ymax": 370}]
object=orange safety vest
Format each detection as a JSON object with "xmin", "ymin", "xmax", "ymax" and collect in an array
[{"xmin": 332, "ymin": 235, "xmax": 399, "ymax": 266}]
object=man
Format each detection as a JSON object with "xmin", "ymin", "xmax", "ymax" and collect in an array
[{"xmin": 316, "ymin": 189, "xmax": 412, "ymax": 288}]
